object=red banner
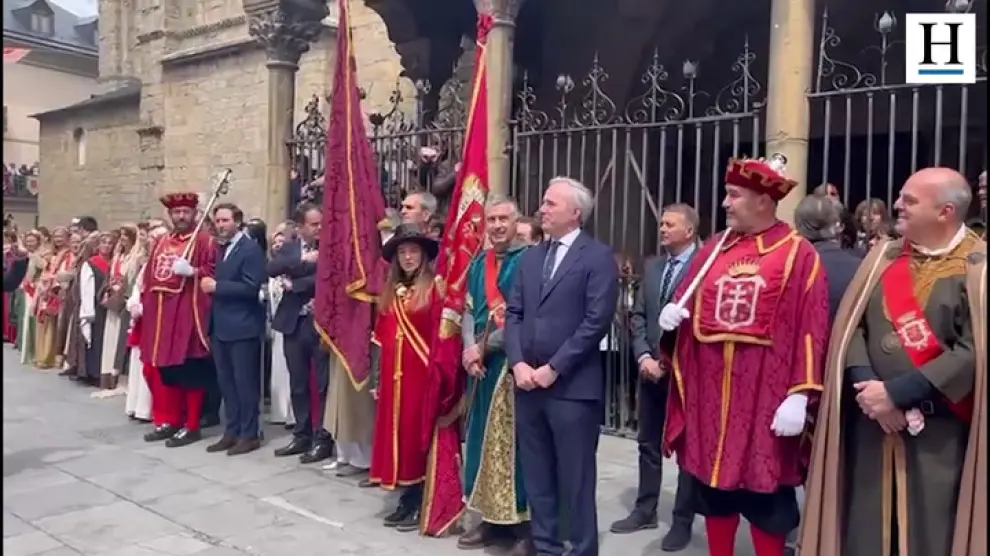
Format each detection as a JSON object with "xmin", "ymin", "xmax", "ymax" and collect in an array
[
  {"xmin": 313, "ymin": 0, "xmax": 387, "ymax": 389},
  {"xmin": 3, "ymin": 47, "xmax": 30, "ymax": 64},
  {"xmin": 419, "ymin": 13, "xmax": 494, "ymax": 537}
]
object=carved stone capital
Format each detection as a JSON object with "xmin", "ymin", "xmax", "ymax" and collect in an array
[
  {"xmin": 473, "ymin": 0, "xmax": 526, "ymax": 24},
  {"xmin": 246, "ymin": 4, "xmax": 327, "ymax": 68}
]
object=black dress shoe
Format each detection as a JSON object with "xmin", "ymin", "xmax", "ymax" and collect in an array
[
  {"xmin": 660, "ymin": 522, "xmax": 693, "ymax": 552},
  {"xmin": 227, "ymin": 437, "xmax": 261, "ymax": 456},
  {"xmin": 144, "ymin": 425, "xmax": 180, "ymax": 442},
  {"xmin": 383, "ymin": 504, "xmax": 416, "ymax": 528},
  {"xmin": 394, "ymin": 510, "xmax": 421, "ymax": 533},
  {"xmin": 609, "ymin": 512, "xmax": 658, "ymax": 534},
  {"xmin": 206, "ymin": 436, "xmax": 237, "ymax": 453},
  {"xmin": 165, "ymin": 428, "xmax": 202, "ymax": 448},
  {"xmin": 273, "ymin": 438, "xmax": 310, "ymax": 457},
  {"xmin": 299, "ymin": 442, "xmax": 331, "ymax": 464}
]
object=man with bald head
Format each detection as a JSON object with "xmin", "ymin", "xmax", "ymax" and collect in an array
[{"xmin": 800, "ymin": 167, "xmax": 988, "ymax": 556}]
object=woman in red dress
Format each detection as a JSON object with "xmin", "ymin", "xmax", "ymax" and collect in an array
[{"xmin": 368, "ymin": 224, "xmax": 442, "ymax": 532}]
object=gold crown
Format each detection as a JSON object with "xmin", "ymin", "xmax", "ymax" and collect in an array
[{"xmin": 727, "ymin": 260, "xmax": 760, "ymax": 277}]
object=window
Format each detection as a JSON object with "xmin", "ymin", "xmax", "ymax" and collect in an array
[
  {"xmin": 73, "ymin": 128, "xmax": 86, "ymax": 166},
  {"xmin": 30, "ymin": 12, "xmax": 53, "ymax": 35}
]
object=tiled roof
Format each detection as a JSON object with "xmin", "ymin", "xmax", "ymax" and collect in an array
[{"xmin": 3, "ymin": 0, "xmax": 98, "ymax": 55}]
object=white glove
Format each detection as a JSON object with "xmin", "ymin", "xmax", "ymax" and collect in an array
[
  {"xmin": 658, "ymin": 303, "xmax": 690, "ymax": 332},
  {"xmin": 171, "ymin": 257, "xmax": 194, "ymax": 277},
  {"xmin": 81, "ymin": 322, "xmax": 92, "ymax": 348},
  {"xmin": 905, "ymin": 408, "xmax": 925, "ymax": 436},
  {"xmin": 128, "ymin": 301, "xmax": 142, "ymax": 319},
  {"xmin": 771, "ymin": 393, "xmax": 808, "ymax": 437}
]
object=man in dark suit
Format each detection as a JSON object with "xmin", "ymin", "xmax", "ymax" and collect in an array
[
  {"xmin": 201, "ymin": 203, "xmax": 267, "ymax": 456},
  {"xmin": 610, "ymin": 203, "xmax": 699, "ymax": 551},
  {"xmin": 268, "ymin": 202, "xmax": 332, "ymax": 464},
  {"xmin": 794, "ymin": 196, "xmax": 862, "ymax": 322},
  {"xmin": 506, "ymin": 176, "xmax": 619, "ymax": 556}
]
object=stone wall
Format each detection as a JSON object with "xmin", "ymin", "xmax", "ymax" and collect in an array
[
  {"xmin": 157, "ymin": 37, "xmax": 336, "ymax": 220},
  {"xmin": 41, "ymin": 0, "xmax": 414, "ymax": 226},
  {"xmin": 36, "ymin": 100, "xmax": 143, "ymax": 227}
]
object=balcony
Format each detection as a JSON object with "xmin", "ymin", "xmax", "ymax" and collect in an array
[{"xmin": 3, "ymin": 163, "xmax": 39, "ymax": 211}]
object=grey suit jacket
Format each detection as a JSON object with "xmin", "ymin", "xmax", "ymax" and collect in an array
[{"xmin": 630, "ymin": 247, "xmax": 698, "ymax": 361}]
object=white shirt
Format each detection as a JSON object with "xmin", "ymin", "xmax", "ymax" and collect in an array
[
  {"xmin": 912, "ymin": 225, "xmax": 968, "ymax": 257},
  {"xmin": 548, "ymin": 227, "xmax": 582, "ymax": 279},
  {"xmin": 222, "ymin": 231, "xmax": 245, "ymax": 261}
]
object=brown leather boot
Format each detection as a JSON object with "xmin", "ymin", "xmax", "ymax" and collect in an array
[{"xmin": 457, "ymin": 522, "xmax": 500, "ymax": 549}]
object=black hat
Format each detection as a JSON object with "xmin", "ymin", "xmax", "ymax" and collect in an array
[{"xmin": 382, "ymin": 224, "xmax": 439, "ymax": 263}]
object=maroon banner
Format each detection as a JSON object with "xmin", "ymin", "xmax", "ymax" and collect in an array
[
  {"xmin": 420, "ymin": 13, "xmax": 494, "ymax": 537},
  {"xmin": 313, "ymin": 0, "xmax": 387, "ymax": 389}
]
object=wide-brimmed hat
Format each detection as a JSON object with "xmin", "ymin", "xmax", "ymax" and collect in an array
[{"xmin": 382, "ymin": 224, "xmax": 439, "ymax": 263}]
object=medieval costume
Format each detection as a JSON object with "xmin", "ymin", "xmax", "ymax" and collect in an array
[
  {"xmin": 321, "ymin": 230, "xmax": 389, "ymax": 477},
  {"xmin": 98, "ymin": 245, "xmax": 131, "ymax": 386},
  {"xmin": 323, "ymin": 351, "xmax": 376, "ymax": 476},
  {"xmin": 56, "ymin": 239, "xmax": 84, "ymax": 369},
  {"xmin": 138, "ymin": 192, "xmax": 217, "ymax": 448},
  {"xmin": 65, "ymin": 235, "xmax": 102, "ymax": 383},
  {"xmin": 458, "ymin": 244, "xmax": 530, "ymax": 548},
  {"xmin": 661, "ymin": 158, "xmax": 830, "ymax": 556},
  {"xmin": 798, "ymin": 230, "xmax": 987, "ymax": 556},
  {"xmin": 368, "ymin": 226, "xmax": 442, "ymax": 532},
  {"xmin": 14, "ymin": 249, "xmax": 43, "ymax": 361},
  {"xmin": 124, "ymin": 261, "xmax": 153, "ymax": 421},
  {"xmin": 34, "ymin": 243, "xmax": 73, "ymax": 369},
  {"xmin": 76, "ymin": 233, "xmax": 112, "ymax": 386}
]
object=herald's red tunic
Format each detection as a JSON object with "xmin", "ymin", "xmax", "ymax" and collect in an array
[
  {"xmin": 139, "ymin": 231, "xmax": 216, "ymax": 368},
  {"xmin": 369, "ymin": 286, "xmax": 442, "ymax": 488},
  {"xmin": 663, "ymin": 221, "xmax": 829, "ymax": 493}
]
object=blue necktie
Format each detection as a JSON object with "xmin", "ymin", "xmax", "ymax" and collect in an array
[
  {"xmin": 659, "ymin": 259, "xmax": 679, "ymax": 304},
  {"xmin": 542, "ymin": 241, "xmax": 561, "ymax": 287}
]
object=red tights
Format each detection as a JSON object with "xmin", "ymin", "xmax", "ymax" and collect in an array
[
  {"xmin": 705, "ymin": 515, "xmax": 787, "ymax": 556},
  {"xmin": 143, "ymin": 363, "xmax": 204, "ymax": 430}
]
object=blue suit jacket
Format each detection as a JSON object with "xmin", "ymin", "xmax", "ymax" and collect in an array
[
  {"xmin": 210, "ymin": 236, "xmax": 267, "ymax": 342},
  {"xmin": 505, "ymin": 232, "xmax": 619, "ymax": 401}
]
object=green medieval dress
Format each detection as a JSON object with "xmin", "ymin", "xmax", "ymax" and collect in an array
[{"xmin": 462, "ymin": 245, "xmax": 528, "ymax": 525}]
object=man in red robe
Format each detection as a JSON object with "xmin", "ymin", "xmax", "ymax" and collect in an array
[
  {"xmin": 658, "ymin": 156, "xmax": 830, "ymax": 556},
  {"xmin": 139, "ymin": 192, "xmax": 217, "ymax": 448}
]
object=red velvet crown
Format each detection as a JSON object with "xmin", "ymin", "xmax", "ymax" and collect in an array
[
  {"xmin": 159, "ymin": 192, "xmax": 199, "ymax": 210},
  {"xmin": 724, "ymin": 156, "xmax": 798, "ymax": 202}
]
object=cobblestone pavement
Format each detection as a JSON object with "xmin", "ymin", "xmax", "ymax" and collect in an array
[{"xmin": 2, "ymin": 345, "xmax": 756, "ymax": 556}]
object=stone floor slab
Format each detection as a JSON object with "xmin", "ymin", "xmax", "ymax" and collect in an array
[
  {"xmin": 2, "ymin": 344, "xmax": 731, "ymax": 556},
  {"xmin": 2, "ymin": 530, "xmax": 65, "ymax": 556},
  {"xmin": 3, "ymin": 479, "xmax": 120, "ymax": 521},
  {"xmin": 31, "ymin": 500, "xmax": 185, "ymax": 554}
]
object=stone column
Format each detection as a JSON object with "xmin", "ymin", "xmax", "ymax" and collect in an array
[
  {"xmin": 764, "ymin": 0, "xmax": 814, "ymax": 223},
  {"xmin": 245, "ymin": 2, "xmax": 325, "ymax": 225},
  {"xmin": 476, "ymin": 0, "xmax": 525, "ymax": 196}
]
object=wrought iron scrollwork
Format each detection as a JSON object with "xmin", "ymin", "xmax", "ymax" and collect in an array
[
  {"xmin": 814, "ymin": 9, "xmax": 879, "ymax": 92},
  {"xmin": 514, "ymin": 38, "xmax": 764, "ymax": 130},
  {"xmin": 623, "ymin": 49, "xmax": 686, "ymax": 124},
  {"xmin": 707, "ymin": 37, "xmax": 761, "ymax": 116},
  {"xmin": 368, "ymin": 78, "xmax": 416, "ymax": 136},
  {"xmin": 293, "ymin": 95, "xmax": 327, "ymax": 143},
  {"xmin": 573, "ymin": 53, "xmax": 618, "ymax": 127},
  {"xmin": 515, "ymin": 72, "xmax": 550, "ymax": 132}
]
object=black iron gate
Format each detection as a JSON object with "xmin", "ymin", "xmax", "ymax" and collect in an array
[{"xmin": 806, "ymin": 8, "xmax": 988, "ymax": 215}]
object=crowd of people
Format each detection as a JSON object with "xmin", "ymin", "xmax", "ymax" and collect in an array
[{"xmin": 1, "ymin": 163, "xmax": 986, "ymax": 556}]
